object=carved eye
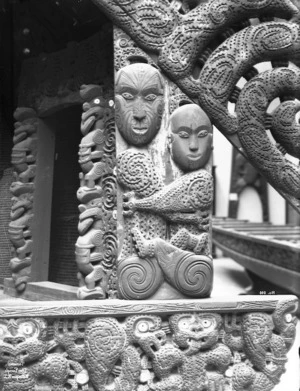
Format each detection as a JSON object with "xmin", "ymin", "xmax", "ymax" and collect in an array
[
  {"xmin": 93, "ymin": 98, "xmax": 101, "ymax": 105},
  {"xmin": 178, "ymin": 131, "xmax": 189, "ymax": 138},
  {"xmin": 122, "ymin": 92, "xmax": 134, "ymax": 100},
  {"xmin": 144, "ymin": 94, "xmax": 157, "ymax": 101},
  {"xmin": 198, "ymin": 130, "xmax": 208, "ymax": 138},
  {"xmin": 202, "ymin": 319, "xmax": 213, "ymax": 328},
  {"xmin": 137, "ymin": 321, "xmax": 149, "ymax": 333},
  {"xmin": 19, "ymin": 321, "xmax": 35, "ymax": 336},
  {"xmin": 178, "ymin": 317, "xmax": 191, "ymax": 330}
]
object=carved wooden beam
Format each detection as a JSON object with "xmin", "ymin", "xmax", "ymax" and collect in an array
[{"xmin": 0, "ymin": 296, "xmax": 297, "ymax": 391}]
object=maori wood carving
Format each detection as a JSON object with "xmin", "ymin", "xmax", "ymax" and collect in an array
[
  {"xmin": 0, "ymin": 297, "xmax": 297, "ymax": 391},
  {"xmin": 92, "ymin": 0, "xmax": 300, "ymax": 213},
  {"xmin": 76, "ymin": 85, "xmax": 117, "ymax": 300},
  {"xmin": 115, "ymin": 57, "xmax": 214, "ymax": 300},
  {"xmin": 8, "ymin": 108, "xmax": 38, "ymax": 293}
]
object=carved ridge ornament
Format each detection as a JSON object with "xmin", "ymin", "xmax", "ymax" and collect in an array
[
  {"xmin": 0, "ymin": 297, "xmax": 297, "ymax": 391},
  {"xmin": 91, "ymin": 0, "xmax": 300, "ymax": 212}
]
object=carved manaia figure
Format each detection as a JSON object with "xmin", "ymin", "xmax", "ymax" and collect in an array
[
  {"xmin": 0, "ymin": 318, "xmax": 88, "ymax": 391},
  {"xmin": 169, "ymin": 313, "xmax": 232, "ymax": 391}
]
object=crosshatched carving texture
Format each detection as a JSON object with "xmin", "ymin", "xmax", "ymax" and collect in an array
[
  {"xmin": 8, "ymin": 108, "xmax": 38, "ymax": 292},
  {"xmin": 76, "ymin": 85, "xmax": 117, "ymax": 300},
  {"xmin": 0, "ymin": 298, "xmax": 297, "ymax": 391},
  {"xmin": 94, "ymin": 0, "xmax": 300, "ymax": 212}
]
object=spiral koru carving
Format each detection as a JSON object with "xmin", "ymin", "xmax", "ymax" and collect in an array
[
  {"xmin": 117, "ymin": 150, "xmax": 163, "ymax": 198},
  {"xmin": 236, "ymin": 67, "xmax": 300, "ymax": 199},
  {"xmin": 117, "ymin": 255, "xmax": 164, "ymax": 300},
  {"xmin": 172, "ymin": 253, "xmax": 213, "ymax": 297}
]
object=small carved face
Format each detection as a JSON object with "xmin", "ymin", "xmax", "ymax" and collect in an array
[
  {"xmin": 126, "ymin": 315, "xmax": 166, "ymax": 357},
  {"xmin": 115, "ymin": 63, "xmax": 164, "ymax": 146},
  {"xmin": 170, "ymin": 104, "xmax": 213, "ymax": 172},
  {"xmin": 0, "ymin": 319, "xmax": 48, "ymax": 364},
  {"xmin": 170, "ymin": 313, "xmax": 222, "ymax": 354}
]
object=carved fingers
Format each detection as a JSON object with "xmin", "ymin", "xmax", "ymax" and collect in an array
[
  {"xmin": 122, "ymin": 191, "xmax": 137, "ymax": 216},
  {"xmin": 54, "ymin": 320, "xmax": 86, "ymax": 362}
]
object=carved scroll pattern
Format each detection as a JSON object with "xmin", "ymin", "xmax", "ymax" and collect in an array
[
  {"xmin": 76, "ymin": 85, "xmax": 117, "ymax": 300},
  {"xmin": 8, "ymin": 108, "xmax": 38, "ymax": 292},
  {"xmin": 0, "ymin": 299, "xmax": 297, "ymax": 391},
  {"xmin": 92, "ymin": 0, "xmax": 300, "ymax": 212}
]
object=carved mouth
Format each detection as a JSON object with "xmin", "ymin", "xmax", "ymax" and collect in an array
[
  {"xmin": 187, "ymin": 154, "xmax": 201, "ymax": 160},
  {"xmin": 132, "ymin": 127, "xmax": 148, "ymax": 135}
]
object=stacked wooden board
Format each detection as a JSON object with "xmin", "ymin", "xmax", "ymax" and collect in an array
[{"xmin": 212, "ymin": 218, "xmax": 300, "ymax": 295}]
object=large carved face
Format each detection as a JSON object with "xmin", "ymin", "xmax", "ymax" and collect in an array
[
  {"xmin": 169, "ymin": 313, "xmax": 222, "ymax": 355},
  {"xmin": 170, "ymin": 104, "xmax": 213, "ymax": 172},
  {"xmin": 115, "ymin": 63, "xmax": 164, "ymax": 146},
  {"xmin": 0, "ymin": 318, "xmax": 48, "ymax": 364}
]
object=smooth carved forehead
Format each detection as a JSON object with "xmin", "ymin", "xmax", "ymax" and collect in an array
[
  {"xmin": 170, "ymin": 104, "xmax": 212, "ymax": 132},
  {"xmin": 115, "ymin": 63, "xmax": 164, "ymax": 93}
]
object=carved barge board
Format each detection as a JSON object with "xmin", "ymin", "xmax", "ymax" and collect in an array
[
  {"xmin": 0, "ymin": 297, "xmax": 297, "ymax": 391},
  {"xmin": 212, "ymin": 219, "xmax": 300, "ymax": 295}
]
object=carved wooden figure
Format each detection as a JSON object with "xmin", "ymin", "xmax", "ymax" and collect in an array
[{"xmin": 116, "ymin": 61, "xmax": 214, "ymax": 300}]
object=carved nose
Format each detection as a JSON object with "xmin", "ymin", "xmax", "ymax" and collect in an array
[
  {"xmin": 4, "ymin": 337, "xmax": 25, "ymax": 345},
  {"xmin": 189, "ymin": 136, "xmax": 199, "ymax": 151},
  {"xmin": 191, "ymin": 324, "xmax": 203, "ymax": 332},
  {"xmin": 133, "ymin": 101, "xmax": 146, "ymax": 121}
]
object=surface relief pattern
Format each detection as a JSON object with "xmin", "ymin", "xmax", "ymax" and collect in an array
[
  {"xmin": 8, "ymin": 108, "xmax": 38, "ymax": 292},
  {"xmin": 76, "ymin": 85, "xmax": 117, "ymax": 299},
  {"xmin": 114, "ymin": 36, "xmax": 214, "ymax": 300},
  {"xmin": 92, "ymin": 0, "xmax": 300, "ymax": 213},
  {"xmin": 0, "ymin": 298, "xmax": 297, "ymax": 391}
]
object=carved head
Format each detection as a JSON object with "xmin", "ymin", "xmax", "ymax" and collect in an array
[
  {"xmin": 170, "ymin": 104, "xmax": 213, "ymax": 171},
  {"xmin": 126, "ymin": 315, "xmax": 166, "ymax": 357},
  {"xmin": 169, "ymin": 313, "xmax": 222, "ymax": 355},
  {"xmin": 115, "ymin": 63, "xmax": 165, "ymax": 146},
  {"xmin": 0, "ymin": 318, "xmax": 48, "ymax": 364}
]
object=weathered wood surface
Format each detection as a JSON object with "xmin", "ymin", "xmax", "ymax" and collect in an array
[{"xmin": 0, "ymin": 296, "xmax": 295, "ymax": 318}]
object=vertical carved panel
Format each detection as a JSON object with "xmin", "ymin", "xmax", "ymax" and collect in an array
[
  {"xmin": 76, "ymin": 84, "xmax": 117, "ymax": 299},
  {"xmin": 115, "ymin": 29, "xmax": 214, "ymax": 300},
  {"xmin": 8, "ymin": 108, "xmax": 38, "ymax": 292}
]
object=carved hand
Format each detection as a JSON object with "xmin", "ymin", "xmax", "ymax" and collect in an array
[
  {"xmin": 54, "ymin": 320, "xmax": 86, "ymax": 362},
  {"xmin": 123, "ymin": 192, "xmax": 137, "ymax": 216}
]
